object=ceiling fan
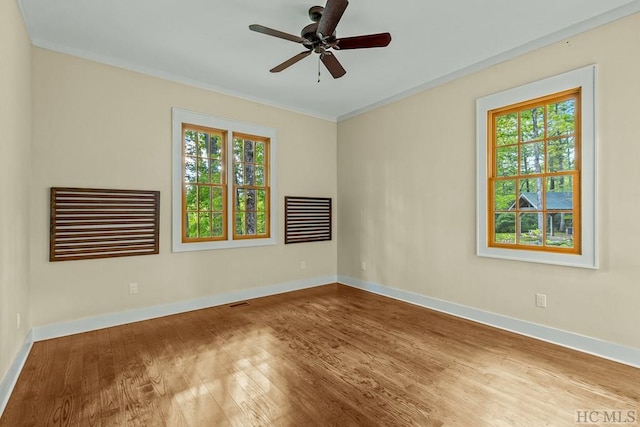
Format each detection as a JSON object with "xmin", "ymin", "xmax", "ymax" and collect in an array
[{"xmin": 249, "ymin": 0, "xmax": 391, "ymax": 79}]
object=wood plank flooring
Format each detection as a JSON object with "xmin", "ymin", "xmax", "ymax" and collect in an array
[{"xmin": 1, "ymin": 284, "xmax": 638, "ymax": 426}]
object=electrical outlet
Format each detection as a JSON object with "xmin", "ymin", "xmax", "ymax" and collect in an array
[
  {"xmin": 300, "ymin": 261, "xmax": 306, "ymax": 270},
  {"xmin": 129, "ymin": 282, "xmax": 138, "ymax": 295},
  {"xmin": 16, "ymin": 313, "xmax": 21, "ymax": 329},
  {"xmin": 536, "ymin": 293, "xmax": 547, "ymax": 308},
  {"xmin": 361, "ymin": 261, "xmax": 367, "ymax": 271}
]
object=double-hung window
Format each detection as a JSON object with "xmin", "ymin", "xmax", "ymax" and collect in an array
[
  {"xmin": 172, "ymin": 109, "xmax": 277, "ymax": 252},
  {"xmin": 476, "ymin": 65, "xmax": 596, "ymax": 268},
  {"xmin": 489, "ymin": 89, "xmax": 581, "ymax": 252}
]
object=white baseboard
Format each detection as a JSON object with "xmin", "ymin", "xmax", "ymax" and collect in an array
[
  {"xmin": 33, "ymin": 275, "xmax": 337, "ymax": 341},
  {"xmin": 0, "ymin": 330, "xmax": 33, "ymax": 418},
  {"xmin": 338, "ymin": 276, "xmax": 640, "ymax": 369}
]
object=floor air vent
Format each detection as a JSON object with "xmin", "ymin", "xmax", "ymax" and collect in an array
[{"xmin": 229, "ymin": 301, "xmax": 250, "ymax": 308}]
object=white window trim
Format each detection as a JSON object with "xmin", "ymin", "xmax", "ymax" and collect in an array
[
  {"xmin": 476, "ymin": 65, "xmax": 597, "ymax": 269},
  {"xmin": 171, "ymin": 108, "xmax": 278, "ymax": 252}
]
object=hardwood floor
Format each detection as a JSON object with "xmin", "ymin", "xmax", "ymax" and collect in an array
[{"xmin": 1, "ymin": 284, "xmax": 638, "ymax": 426}]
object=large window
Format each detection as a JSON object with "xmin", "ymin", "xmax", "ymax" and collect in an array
[
  {"xmin": 476, "ymin": 65, "xmax": 597, "ymax": 268},
  {"xmin": 172, "ymin": 109, "xmax": 277, "ymax": 252},
  {"xmin": 489, "ymin": 90, "xmax": 580, "ymax": 253}
]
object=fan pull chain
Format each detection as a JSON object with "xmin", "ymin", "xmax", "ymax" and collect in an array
[{"xmin": 317, "ymin": 56, "xmax": 321, "ymax": 83}]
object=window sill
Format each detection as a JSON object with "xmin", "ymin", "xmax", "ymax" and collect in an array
[{"xmin": 172, "ymin": 236, "xmax": 277, "ymax": 252}]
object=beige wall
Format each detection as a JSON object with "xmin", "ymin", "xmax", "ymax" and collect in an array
[
  {"xmin": 0, "ymin": 0, "xmax": 32, "ymax": 379},
  {"xmin": 338, "ymin": 13, "xmax": 640, "ymax": 349},
  {"xmin": 30, "ymin": 49, "xmax": 337, "ymax": 326},
  {"xmin": 5, "ymin": 3, "xmax": 639, "ymax": 366}
]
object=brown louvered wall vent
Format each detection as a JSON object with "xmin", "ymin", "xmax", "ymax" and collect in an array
[
  {"xmin": 285, "ymin": 196, "xmax": 332, "ymax": 244},
  {"xmin": 50, "ymin": 187, "xmax": 160, "ymax": 261}
]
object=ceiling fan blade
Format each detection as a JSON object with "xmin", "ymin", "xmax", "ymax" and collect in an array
[
  {"xmin": 317, "ymin": 0, "xmax": 348, "ymax": 39},
  {"xmin": 249, "ymin": 24, "xmax": 306, "ymax": 44},
  {"xmin": 336, "ymin": 32, "xmax": 392, "ymax": 50},
  {"xmin": 270, "ymin": 51, "xmax": 312, "ymax": 73},
  {"xmin": 320, "ymin": 51, "xmax": 346, "ymax": 78}
]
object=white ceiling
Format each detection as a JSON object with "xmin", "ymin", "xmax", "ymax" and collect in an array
[{"xmin": 18, "ymin": 0, "xmax": 640, "ymax": 121}]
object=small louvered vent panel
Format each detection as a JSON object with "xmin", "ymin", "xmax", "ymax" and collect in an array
[
  {"xmin": 285, "ymin": 196, "xmax": 332, "ymax": 244},
  {"xmin": 50, "ymin": 187, "xmax": 160, "ymax": 261}
]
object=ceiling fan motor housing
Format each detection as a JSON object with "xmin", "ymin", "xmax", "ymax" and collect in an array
[
  {"xmin": 301, "ymin": 23, "xmax": 319, "ymax": 42},
  {"xmin": 302, "ymin": 22, "xmax": 337, "ymax": 49}
]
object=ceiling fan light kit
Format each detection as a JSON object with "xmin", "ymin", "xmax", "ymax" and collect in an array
[{"xmin": 249, "ymin": 0, "xmax": 391, "ymax": 79}]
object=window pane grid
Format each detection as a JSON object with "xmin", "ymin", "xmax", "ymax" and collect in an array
[
  {"xmin": 232, "ymin": 134, "xmax": 269, "ymax": 239},
  {"xmin": 182, "ymin": 124, "xmax": 227, "ymax": 242},
  {"xmin": 489, "ymin": 90, "xmax": 580, "ymax": 253}
]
